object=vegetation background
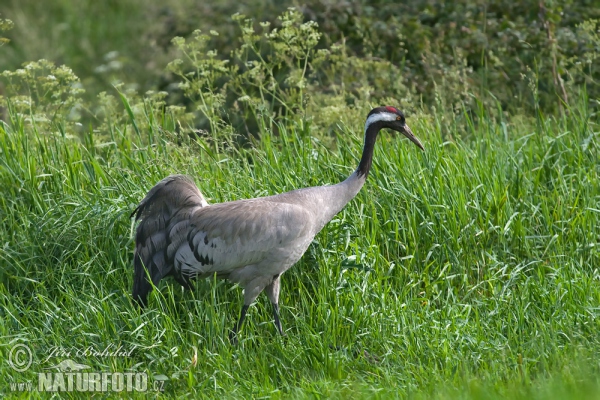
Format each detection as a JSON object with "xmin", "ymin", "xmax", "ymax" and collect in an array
[{"xmin": 0, "ymin": 0, "xmax": 599, "ymax": 398}]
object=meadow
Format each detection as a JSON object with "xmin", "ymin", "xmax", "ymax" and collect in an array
[{"xmin": 1, "ymin": 2, "xmax": 599, "ymax": 399}]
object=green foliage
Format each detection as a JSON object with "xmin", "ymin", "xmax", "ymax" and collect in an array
[
  {"xmin": 0, "ymin": 4, "xmax": 599, "ymax": 399},
  {"xmin": 1, "ymin": 60, "xmax": 85, "ymax": 130},
  {"xmin": 166, "ymin": 9, "xmax": 328, "ymax": 136},
  {"xmin": 163, "ymin": 8, "xmax": 416, "ymax": 144},
  {"xmin": 3, "ymin": 0, "xmax": 599, "ymax": 115},
  {"xmin": 150, "ymin": 0, "xmax": 600, "ymax": 116},
  {"xmin": 299, "ymin": 0, "xmax": 600, "ymax": 110},
  {"xmin": 0, "ymin": 14, "xmax": 13, "ymax": 47}
]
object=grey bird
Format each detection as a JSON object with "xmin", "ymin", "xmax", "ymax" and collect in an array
[{"xmin": 131, "ymin": 106, "xmax": 424, "ymax": 343}]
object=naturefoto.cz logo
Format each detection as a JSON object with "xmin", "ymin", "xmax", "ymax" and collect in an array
[{"xmin": 7, "ymin": 343, "xmax": 165, "ymax": 393}]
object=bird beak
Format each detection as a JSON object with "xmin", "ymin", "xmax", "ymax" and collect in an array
[{"xmin": 401, "ymin": 124, "xmax": 424, "ymax": 151}]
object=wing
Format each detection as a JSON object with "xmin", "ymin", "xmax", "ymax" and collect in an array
[
  {"xmin": 170, "ymin": 198, "xmax": 314, "ymax": 283},
  {"xmin": 131, "ymin": 175, "xmax": 209, "ymax": 306}
]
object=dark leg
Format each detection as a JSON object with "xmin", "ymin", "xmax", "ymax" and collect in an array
[
  {"xmin": 272, "ymin": 303, "xmax": 286, "ymax": 336},
  {"xmin": 229, "ymin": 305, "xmax": 249, "ymax": 345}
]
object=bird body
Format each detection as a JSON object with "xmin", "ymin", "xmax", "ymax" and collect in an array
[{"xmin": 131, "ymin": 106, "xmax": 424, "ymax": 341}]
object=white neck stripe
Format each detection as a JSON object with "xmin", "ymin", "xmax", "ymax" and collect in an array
[{"xmin": 364, "ymin": 112, "xmax": 396, "ymax": 134}]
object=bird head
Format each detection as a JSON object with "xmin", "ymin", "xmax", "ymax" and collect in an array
[{"xmin": 365, "ymin": 106, "xmax": 424, "ymax": 150}]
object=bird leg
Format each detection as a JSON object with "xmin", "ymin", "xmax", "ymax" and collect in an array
[
  {"xmin": 229, "ymin": 305, "xmax": 249, "ymax": 345},
  {"xmin": 272, "ymin": 303, "xmax": 285, "ymax": 336},
  {"xmin": 229, "ymin": 275, "xmax": 281, "ymax": 344},
  {"xmin": 265, "ymin": 275, "xmax": 286, "ymax": 336}
]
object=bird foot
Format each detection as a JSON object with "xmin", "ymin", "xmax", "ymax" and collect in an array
[{"xmin": 229, "ymin": 330, "xmax": 239, "ymax": 345}]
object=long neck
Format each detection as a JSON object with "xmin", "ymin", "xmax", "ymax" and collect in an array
[
  {"xmin": 356, "ymin": 120, "xmax": 383, "ymax": 178},
  {"xmin": 334, "ymin": 120, "xmax": 383, "ymax": 202},
  {"xmin": 308, "ymin": 122, "xmax": 383, "ymax": 228}
]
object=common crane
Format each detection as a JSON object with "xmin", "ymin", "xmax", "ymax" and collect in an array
[{"xmin": 131, "ymin": 106, "xmax": 424, "ymax": 343}]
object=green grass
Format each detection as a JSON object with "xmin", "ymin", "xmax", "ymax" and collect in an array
[
  {"xmin": 0, "ymin": 5, "xmax": 599, "ymax": 395},
  {"xmin": 0, "ymin": 86, "xmax": 599, "ymax": 398}
]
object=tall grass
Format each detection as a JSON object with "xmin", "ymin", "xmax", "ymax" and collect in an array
[
  {"xmin": 1, "ymin": 9, "xmax": 599, "ymax": 400},
  {"xmin": 1, "ymin": 90, "xmax": 599, "ymax": 397}
]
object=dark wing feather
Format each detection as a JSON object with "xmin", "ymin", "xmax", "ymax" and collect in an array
[{"xmin": 131, "ymin": 175, "xmax": 209, "ymax": 307}]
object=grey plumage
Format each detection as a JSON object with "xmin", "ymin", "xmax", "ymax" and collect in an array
[
  {"xmin": 131, "ymin": 174, "xmax": 209, "ymax": 302},
  {"xmin": 131, "ymin": 106, "xmax": 424, "ymax": 342}
]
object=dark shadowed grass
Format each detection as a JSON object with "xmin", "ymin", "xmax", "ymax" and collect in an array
[{"xmin": 0, "ymin": 92, "xmax": 599, "ymax": 398}]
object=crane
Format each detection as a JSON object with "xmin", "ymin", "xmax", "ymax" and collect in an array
[{"xmin": 131, "ymin": 106, "xmax": 424, "ymax": 343}]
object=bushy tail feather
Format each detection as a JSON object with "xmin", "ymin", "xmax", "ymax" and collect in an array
[{"xmin": 131, "ymin": 175, "xmax": 209, "ymax": 307}]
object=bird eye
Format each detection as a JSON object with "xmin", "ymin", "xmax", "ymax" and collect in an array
[{"xmin": 396, "ymin": 116, "xmax": 402, "ymax": 121}]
